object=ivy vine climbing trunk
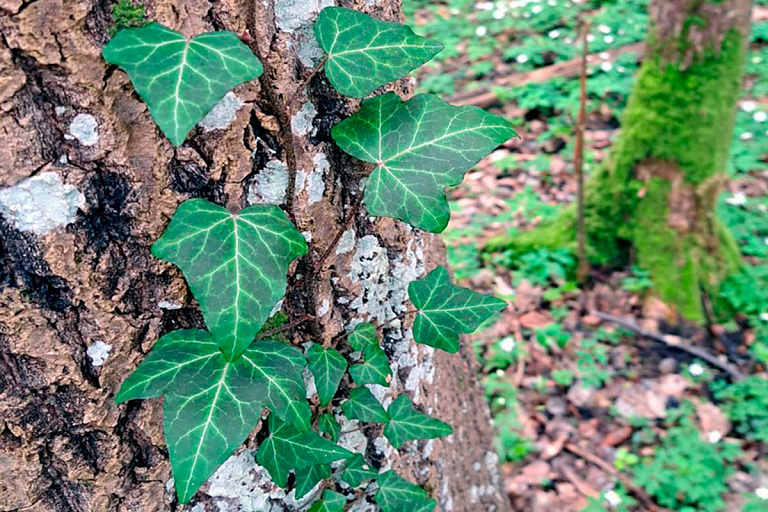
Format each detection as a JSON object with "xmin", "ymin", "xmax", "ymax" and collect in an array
[
  {"xmin": 0, "ymin": 1, "xmax": 509, "ymax": 512},
  {"xmin": 487, "ymin": 0, "xmax": 753, "ymax": 323}
]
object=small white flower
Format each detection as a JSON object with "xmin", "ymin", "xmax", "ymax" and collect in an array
[
  {"xmin": 600, "ymin": 62, "xmax": 613, "ymax": 72},
  {"xmin": 496, "ymin": 369, "xmax": 505, "ymax": 377},
  {"xmin": 497, "ymin": 397, "xmax": 506, "ymax": 405},
  {"xmin": 587, "ymin": 34, "xmax": 595, "ymax": 42},
  {"xmin": 531, "ymin": 5, "xmax": 543, "ymax": 13},
  {"xmin": 500, "ymin": 337, "xmax": 516, "ymax": 352},
  {"xmin": 754, "ymin": 111, "xmax": 767, "ymax": 123},
  {"xmin": 475, "ymin": 1, "xmax": 494, "ymax": 10},
  {"xmin": 707, "ymin": 430, "xmax": 722, "ymax": 443},
  {"xmin": 689, "ymin": 363, "xmax": 705, "ymax": 376},
  {"xmin": 760, "ymin": 312, "xmax": 768, "ymax": 322},
  {"xmin": 604, "ymin": 35, "xmax": 614, "ymax": 44},
  {"xmin": 604, "ymin": 490, "xmax": 622, "ymax": 507},
  {"xmin": 742, "ymin": 100, "xmax": 757, "ymax": 112},
  {"xmin": 616, "ymin": 65, "xmax": 627, "ymax": 73},
  {"xmin": 752, "ymin": 56, "xmax": 763, "ymax": 64},
  {"xmin": 725, "ymin": 192, "xmax": 747, "ymax": 206},
  {"xmin": 516, "ymin": 54, "xmax": 530, "ymax": 63},
  {"xmin": 549, "ymin": 29, "xmax": 560, "ymax": 38},
  {"xmin": 547, "ymin": 0, "xmax": 556, "ymax": 5},
  {"xmin": 600, "ymin": 51, "xmax": 611, "ymax": 60},
  {"xmin": 475, "ymin": 26, "xmax": 488, "ymax": 37},
  {"xmin": 598, "ymin": 24, "xmax": 612, "ymax": 34},
  {"xmin": 756, "ymin": 487, "xmax": 768, "ymax": 500},
  {"xmin": 741, "ymin": 132, "xmax": 754, "ymax": 141},
  {"xmin": 494, "ymin": 9, "xmax": 506, "ymax": 18}
]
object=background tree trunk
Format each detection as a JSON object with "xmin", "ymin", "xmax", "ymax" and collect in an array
[
  {"xmin": 486, "ymin": 0, "xmax": 753, "ymax": 323},
  {"xmin": 0, "ymin": 1, "xmax": 509, "ymax": 511}
]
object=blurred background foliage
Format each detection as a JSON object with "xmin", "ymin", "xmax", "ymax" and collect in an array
[{"xmin": 402, "ymin": 0, "xmax": 768, "ymax": 509}]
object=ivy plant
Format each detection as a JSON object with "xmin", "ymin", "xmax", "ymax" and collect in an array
[{"xmin": 107, "ymin": 5, "xmax": 515, "ymax": 509}]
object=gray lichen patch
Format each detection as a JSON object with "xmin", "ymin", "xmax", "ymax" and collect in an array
[
  {"xmin": 86, "ymin": 341, "xmax": 112, "ymax": 367},
  {"xmin": 67, "ymin": 113, "xmax": 99, "ymax": 146},
  {"xmin": 248, "ymin": 160, "xmax": 289, "ymax": 205},
  {"xmin": 290, "ymin": 102, "xmax": 318, "ymax": 137},
  {"xmin": 199, "ymin": 92, "xmax": 243, "ymax": 132},
  {"xmin": 275, "ymin": 0, "xmax": 333, "ymax": 33},
  {"xmin": 336, "ymin": 228, "xmax": 356, "ymax": 255},
  {"xmin": 296, "ymin": 153, "xmax": 327, "ymax": 205},
  {"xmin": 0, "ymin": 172, "xmax": 85, "ymax": 235},
  {"xmin": 206, "ymin": 449, "xmax": 288, "ymax": 511}
]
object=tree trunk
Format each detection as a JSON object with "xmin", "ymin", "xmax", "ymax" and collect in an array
[
  {"xmin": 486, "ymin": 0, "xmax": 752, "ymax": 322},
  {"xmin": 0, "ymin": 1, "xmax": 509, "ymax": 511}
]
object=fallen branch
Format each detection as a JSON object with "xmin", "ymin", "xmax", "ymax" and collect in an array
[
  {"xmin": 448, "ymin": 43, "xmax": 644, "ymax": 108},
  {"xmin": 592, "ymin": 311, "xmax": 745, "ymax": 380}
]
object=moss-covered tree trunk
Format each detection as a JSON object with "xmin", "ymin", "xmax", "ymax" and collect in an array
[
  {"xmin": 0, "ymin": 0, "xmax": 509, "ymax": 511},
  {"xmin": 491, "ymin": 0, "xmax": 753, "ymax": 322}
]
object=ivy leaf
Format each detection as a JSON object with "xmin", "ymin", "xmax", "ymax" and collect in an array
[
  {"xmin": 332, "ymin": 93, "xmax": 516, "ymax": 232},
  {"xmin": 152, "ymin": 199, "xmax": 307, "ymax": 361},
  {"xmin": 314, "ymin": 7, "xmax": 442, "ymax": 97},
  {"xmin": 384, "ymin": 395, "xmax": 452, "ymax": 449},
  {"xmin": 103, "ymin": 23, "xmax": 262, "ymax": 146},
  {"xmin": 350, "ymin": 343, "xmax": 392, "ymax": 387},
  {"xmin": 308, "ymin": 490, "xmax": 346, "ymax": 512},
  {"xmin": 340, "ymin": 387, "xmax": 389, "ymax": 423},
  {"xmin": 117, "ymin": 330, "xmax": 310, "ymax": 503},
  {"xmin": 340, "ymin": 453, "xmax": 377, "ymax": 488},
  {"xmin": 318, "ymin": 413, "xmax": 341, "ymax": 442},
  {"xmin": 307, "ymin": 344, "xmax": 347, "ymax": 406},
  {"xmin": 408, "ymin": 266, "xmax": 506, "ymax": 353},
  {"xmin": 294, "ymin": 464, "xmax": 331, "ymax": 499},
  {"xmin": 257, "ymin": 416, "xmax": 353, "ymax": 487},
  {"xmin": 115, "ymin": 329, "xmax": 220, "ymax": 403},
  {"xmin": 375, "ymin": 471, "xmax": 436, "ymax": 512},
  {"xmin": 348, "ymin": 322, "xmax": 378, "ymax": 351}
]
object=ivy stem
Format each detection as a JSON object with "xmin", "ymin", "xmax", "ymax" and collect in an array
[
  {"xmin": 256, "ymin": 314, "xmax": 315, "ymax": 340},
  {"xmin": 333, "ymin": 309, "xmax": 419, "ymax": 344},
  {"xmin": 287, "ymin": 55, "xmax": 328, "ymax": 113},
  {"xmin": 313, "ymin": 192, "xmax": 365, "ymax": 272},
  {"xmin": 339, "ymin": 425, "xmax": 363, "ymax": 436}
]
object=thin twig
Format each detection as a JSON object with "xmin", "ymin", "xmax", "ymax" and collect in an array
[
  {"xmin": 574, "ymin": 20, "xmax": 591, "ymax": 284},
  {"xmin": 334, "ymin": 310, "xmax": 420, "ymax": 344},
  {"xmin": 314, "ymin": 193, "xmax": 366, "ymax": 272},
  {"xmin": 564, "ymin": 443, "xmax": 660, "ymax": 511},
  {"xmin": 592, "ymin": 311, "xmax": 745, "ymax": 380},
  {"xmin": 286, "ymin": 55, "xmax": 328, "ymax": 113},
  {"xmin": 256, "ymin": 314, "xmax": 315, "ymax": 340}
]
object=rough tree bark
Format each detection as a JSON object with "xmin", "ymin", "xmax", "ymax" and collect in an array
[
  {"xmin": 486, "ymin": 0, "xmax": 753, "ymax": 323},
  {"xmin": 0, "ymin": 0, "xmax": 509, "ymax": 511}
]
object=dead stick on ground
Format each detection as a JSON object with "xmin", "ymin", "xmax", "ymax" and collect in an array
[
  {"xmin": 574, "ymin": 20, "xmax": 590, "ymax": 284},
  {"xmin": 593, "ymin": 311, "xmax": 745, "ymax": 380},
  {"xmin": 564, "ymin": 443, "xmax": 660, "ymax": 511}
]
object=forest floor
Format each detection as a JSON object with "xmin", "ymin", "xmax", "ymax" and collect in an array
[{"xmin": 404, "ymin": 0, "xmax": 768, "ymax": 510}]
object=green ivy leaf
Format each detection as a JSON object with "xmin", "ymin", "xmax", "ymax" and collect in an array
[
  {"xmin": 318, "ymin": 413, "xmax": 341, "ymax": 442},
  {"xmin": 103, "ymin": 23, "xmax": 262, "ymax": 146},
  {"xmin": 408, "ymin": 266, "xmax": 506, "ymax": 353},
  {"xmin": 152, "ymin": 199, "xmax": 307, "ymax": 361},
  {"xmin": 332, "ymin": 93, "xmax": 516, "ymax": 232},
  {"xmin": 384, "ymin": 395, "xmax": 452, "ymax": 449},
  {"xmin": 348, "ymin": 323, "xmax": 378, "ymax": 351},
  {"xmin": 294, "ymin": 464, "xmax": 331, "ymax": 500},
  {"xmin": 308, "ymin": 490, "xmax": 346, "ymax": 512},
  {"xmin": 375, "ymin": 471, "xmax": 436, "ymax": 512},
  {"xmin": 340, "ymin": 453, "xmax": 377, "ymax": 488},
  {"xmin": 116, "ymin": 330, "xmax": 310, "ymax": 503},
  {"xmin": 256, "ymin": 416, "xmax": 353, "ymax": 487},
  {"xmin": 340, "ymin": 387, "xmax": 389, "ymax": 423},
  {"xmin": 350, "ymin": 343, "xmax": 392, "ymax": 387},
  {"xmin": 314, "ymin": 7, "xmax": 442, "ymax": 97},
  {"xmin": 307, "ymin": 344, "xmax": 347, "ymax": 406}
]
